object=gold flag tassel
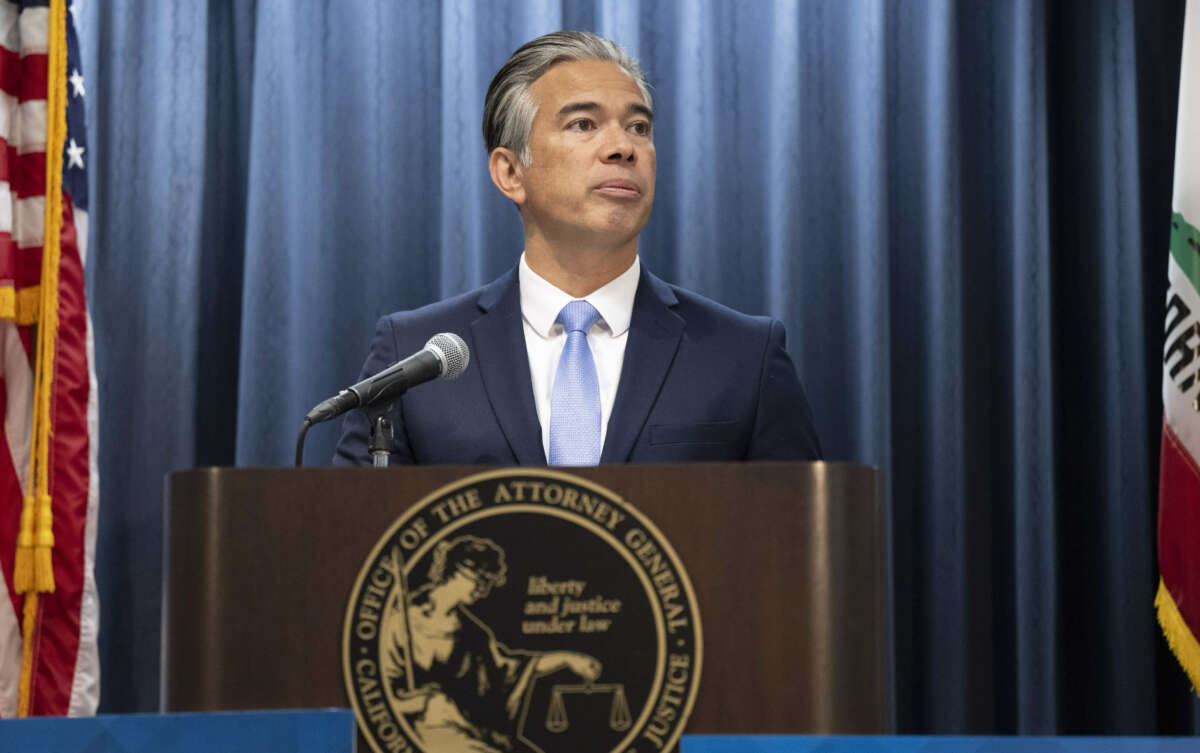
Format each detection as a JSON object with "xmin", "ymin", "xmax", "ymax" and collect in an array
[
  {"xmin": 16, "ymin": 0, "xmax": 68, "ymax": 717},
  {"xmin": 13, "ymin": 498, "xmax": 35, "ymax": 592},
  {"xmin": 0, "ymin": 285, "xmax": 41, "ymax": 324},
  {"xmin": 1156, "ymin": 579, "xmax": 1200, "ymax": 694},
  {"xmin": 33, "ymin": 492, "xmax": 56, "ymax": 592}
]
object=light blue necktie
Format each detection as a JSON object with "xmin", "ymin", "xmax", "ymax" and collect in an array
[{"xmin": 549, "ymin": 300, "xmax": 603, "ymax": 466}]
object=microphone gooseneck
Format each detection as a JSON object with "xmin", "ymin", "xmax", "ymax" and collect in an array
[
  {"xmin": 303, "ymin": 332, "xmax": 470, "ymax": 425},
  {"xmin": 294, "ymin": 332, "xmax": 471, "ymax": 467}
]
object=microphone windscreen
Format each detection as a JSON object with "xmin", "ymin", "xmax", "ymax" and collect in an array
[{"xmin": 426, "ymin": 332, "xmax": 469, "ymax": 379}]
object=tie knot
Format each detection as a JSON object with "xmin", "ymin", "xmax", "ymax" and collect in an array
[{"xmin": 556, "ymin": 300, "xmax": 602, "ymax": 334}]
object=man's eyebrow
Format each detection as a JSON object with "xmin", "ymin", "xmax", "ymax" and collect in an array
[
  {"xmin": 557, "ymin": 102, "xmax": 601, "ymax": 118},
  {"xmin": 555, "ymin": 101, "xmax": 655, "ymax": 121},
  {"xmin": 628, "ymin": 103, "xmax": 654, "ymax": 121}
]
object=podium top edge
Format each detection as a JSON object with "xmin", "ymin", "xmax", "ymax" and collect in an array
[{"xmin": 169, "ymin": 460, "xmax": 882, "ymax": 478}]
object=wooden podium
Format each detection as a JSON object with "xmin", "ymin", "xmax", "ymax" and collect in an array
[{"xmin": 162, "ymin": 462, "xmax": 891, "ymax": 734}]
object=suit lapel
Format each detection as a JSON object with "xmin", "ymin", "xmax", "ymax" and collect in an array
[
  {"xmin": 470, "ymin": 270, "xmax": 547, "ymax": 465},
  {"xmin": 601, "ymin": 269, "xmax": 684, "ymax": 463}
]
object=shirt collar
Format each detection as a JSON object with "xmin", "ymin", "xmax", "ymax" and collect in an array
[{"xmin": 519, "ymin": 253, "xmax": 640, "ymax": 339}]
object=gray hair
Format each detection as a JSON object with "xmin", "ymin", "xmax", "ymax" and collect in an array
[{"xmin": 482, "ymin": 31, "xmax": 652, "ymax": 166}]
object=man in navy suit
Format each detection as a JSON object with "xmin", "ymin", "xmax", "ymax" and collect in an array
[{"xmin": 334, "ymin": 31, "xmax": 820, "ymax": 467}]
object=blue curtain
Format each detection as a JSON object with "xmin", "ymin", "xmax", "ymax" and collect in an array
[{"xmin": 78, "ymin": 0, "xmax": 1196, "ymax": 732}]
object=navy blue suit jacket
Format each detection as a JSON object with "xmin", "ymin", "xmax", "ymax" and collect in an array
[{"xmin": 333, "ymin": 266, "xmax": 821, "ymax": 465}]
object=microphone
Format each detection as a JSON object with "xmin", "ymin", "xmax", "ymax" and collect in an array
[{"xmin": 305, "ymin": 332, "xmax": 469, "ymax": 425}]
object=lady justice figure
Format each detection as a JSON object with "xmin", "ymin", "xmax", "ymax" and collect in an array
[{"xmin": 379, "ymin": 535, "xmax": 601, "ymax": 753}]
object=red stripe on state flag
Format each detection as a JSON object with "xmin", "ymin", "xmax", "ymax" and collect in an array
[{"xmin": 1160, "ymin": 418, "xmax": 1200, "ymax": 637}]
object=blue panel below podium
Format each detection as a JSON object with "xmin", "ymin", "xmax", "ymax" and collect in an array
[
  {"xmin": 2, "ymin": 721, "xmax": 1194, "ymax": 753},
  {"xmin": 0, "ymin": 709, "xmax": 355, "ymax": 753},
  {"xmin": 681, "ymin": 737, "xmax": 1198, "ymax": 753}
]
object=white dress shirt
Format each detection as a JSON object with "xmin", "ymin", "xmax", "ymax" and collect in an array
[{"xmin": 519, "ymin": 253, "xmax": 640, "ymax": 459}]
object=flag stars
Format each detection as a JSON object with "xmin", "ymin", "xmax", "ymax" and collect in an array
[
  {"xmin": 69, "ymin": 69, "xmax": 85, "ymax": 98},
  {"xmin": 67, "ymin": 138, "xmax": 85, "ymax": 170}
]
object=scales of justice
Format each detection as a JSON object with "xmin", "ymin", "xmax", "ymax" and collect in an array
[{"xmin": 544, "ymin": 683, "xmax": 632, "ymax": 733}]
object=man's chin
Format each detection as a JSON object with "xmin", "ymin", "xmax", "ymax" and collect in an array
[
  {"xmin": 532, "ymin": 211, "xmax": 651, "ymax": 252},
  {"xmin": 592, "ymin": 209, "xmax": 652, "ymax": 241}
]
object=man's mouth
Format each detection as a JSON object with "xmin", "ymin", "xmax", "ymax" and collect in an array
[{"xmin": 594, "ymin": 180, "xmax": 641, "ymax": 198}]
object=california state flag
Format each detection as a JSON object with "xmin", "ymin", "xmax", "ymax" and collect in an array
[{"xmin": 1159, "ymin": 0, "xmax": 1200, "ymax": 694}]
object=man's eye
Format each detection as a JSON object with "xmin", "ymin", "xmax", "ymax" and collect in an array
[
  {"xmin": 567, "ymin": 119, "xmax": 595, "ymax": 132},
  {"xmin": 629, "ymin": 121, "xmax": 651, "ymax": 137}
]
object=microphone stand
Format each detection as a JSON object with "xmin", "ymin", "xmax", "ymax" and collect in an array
[{"xmin": 365, "ymin": 400, "xmax": 396, "ymax": 468}]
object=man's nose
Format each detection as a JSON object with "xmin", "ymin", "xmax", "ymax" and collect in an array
[{"xmin": 600, "ymin": 125, "xmax": 636, "ymax": 163}]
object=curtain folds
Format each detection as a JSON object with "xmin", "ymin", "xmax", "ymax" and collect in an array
[{"xmin": 79, "ymin": 0, "xmax": 1194, "ymax": 731}]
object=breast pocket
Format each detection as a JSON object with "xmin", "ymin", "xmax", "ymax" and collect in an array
[{"xmin": 648, "ymin": 420, "xmax": 741, "ymax": 446}]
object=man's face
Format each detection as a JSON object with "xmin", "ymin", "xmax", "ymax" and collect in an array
[{"xmin": 517, "ymin": 59, "xmax": 656, "ymax": 248}]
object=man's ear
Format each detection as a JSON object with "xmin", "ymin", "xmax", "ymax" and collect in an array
[{"xmin": 489, "ymin": 147, "xmax": 526, "ymax": 205}]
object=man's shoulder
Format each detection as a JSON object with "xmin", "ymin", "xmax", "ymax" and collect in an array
[
  {"xmin": 377, "ymin": 269, "xmax": 516, "ymax": 331},
  {"xmin": 647, "ymin": 271, "xmax": 777, "ymax": 336}
]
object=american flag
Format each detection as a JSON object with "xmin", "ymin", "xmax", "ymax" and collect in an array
[{"xmin": 0, "ymin": 0, "xmax": 98, "ymax": 716}]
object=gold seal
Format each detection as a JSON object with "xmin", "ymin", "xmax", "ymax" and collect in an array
[{"xmin": 343, "ymin": 468, "xmax": 703, "ymax": 753}]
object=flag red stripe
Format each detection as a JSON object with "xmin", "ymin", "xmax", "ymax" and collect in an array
[
  {"xmin": 0, "ymin": 234, "xmax": 13, "ymax": 279},
  {"xmin": 17, "ymin": 55, "xmax": 48, "ymax": 105},
  {"xmin": 9, "ymin": 149, "xmax": 46, "ymax": 199},
  {"xmin": 0, "ymin": 45, "xmax": 18, "ymax": 96},
  {"xmin": 14, "ymin": 244, "xmax": 41, "ymax": 290},
  {"xmin": 0, "ymin": 143, "xmax": 53, "ymax": 201},
  {"xmin": 1159, "ymin": 418, "xmax": 1200, "ymax": 638},
  {"xmin": 0, "ymin": 143, "xmax": 54, "ymax": 291},
  {"xmin": 0, "ymin": 48, "xmax": 48, "ymax": 104},
  {"xmin": 26, "ymin": 198, "xmax": 87, "ymax": 715}
]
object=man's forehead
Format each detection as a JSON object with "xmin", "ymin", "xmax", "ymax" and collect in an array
[{"xmin": 530, "ymin": 59, "xmax": 646, "ymax": 107}]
